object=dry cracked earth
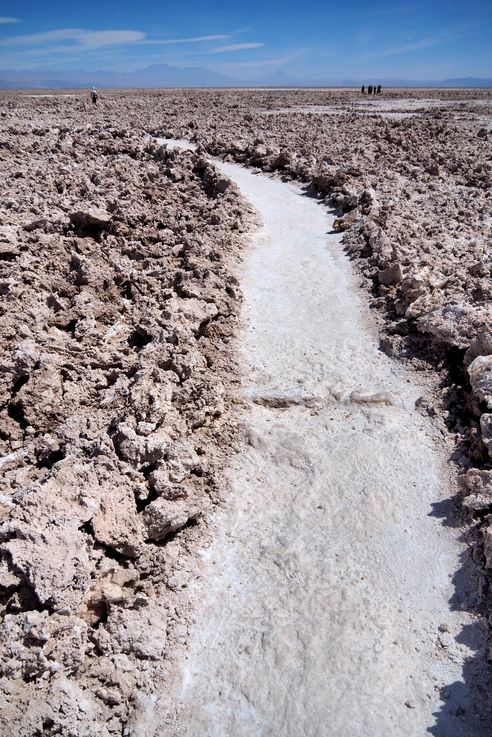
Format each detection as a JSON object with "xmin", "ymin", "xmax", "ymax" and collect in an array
[{"xmin": 0, "ymin": 87, "xmax": 491, "ymax": 734}]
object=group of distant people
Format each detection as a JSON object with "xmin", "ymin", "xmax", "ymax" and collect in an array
[{"xmin": 361, "ymin": 85, "xmax": 382, "ymax": 94}]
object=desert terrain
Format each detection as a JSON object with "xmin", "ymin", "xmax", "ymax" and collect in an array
[{"xmin": 0, "ymin": 88, "xmax": 491, "ymax": 735}]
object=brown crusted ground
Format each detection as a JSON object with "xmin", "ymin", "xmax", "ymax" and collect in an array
[
  {"xmin": 0, "ymin": 100, "xmax": 254, "ymax": 735},
  {"xmin": 0, "ymin": 88, "xmax": 491, "ymax": 733}
]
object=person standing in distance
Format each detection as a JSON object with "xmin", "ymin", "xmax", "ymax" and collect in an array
[{"xmin": 91, "ymin": 87, "xmax": 98, "ymax": 105}]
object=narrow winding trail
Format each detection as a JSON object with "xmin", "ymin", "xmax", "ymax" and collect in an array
[{"xmin": 145, "ymin": 142, "xmax": 489, "ymax": 737}]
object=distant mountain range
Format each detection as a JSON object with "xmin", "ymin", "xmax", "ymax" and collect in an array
[
  {"xmin": 0, "ymin": 64, "xmax": 491, "ymax": 89},
  {"xmin": 0, "ymin": 64, "xmax": 240, "ymax": 89}
]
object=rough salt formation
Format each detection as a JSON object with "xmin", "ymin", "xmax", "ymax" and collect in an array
[
  {"xmin": 147, "ymin": 87, "xmax": 492, "ymax": 579},
  {"xmin": 0, "ymin": 99, "xmax": 253, "ymax": 735},
  {"xmin": 0, "ymin": 88, "xmax": 491, "ymax": 729},
  {"xmin": 147, "ymin": 87, "xmax": 492, "ymax": 652}
]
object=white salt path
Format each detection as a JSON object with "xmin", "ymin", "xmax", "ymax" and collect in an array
[{"xmin": 139, "ymin": 140, "xmax": 489, "ymax": 737}]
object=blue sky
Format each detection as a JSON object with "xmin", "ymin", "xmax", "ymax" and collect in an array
[{"xmin": 0, "ymin": 1, "xmax": 491, "ymax": 80}]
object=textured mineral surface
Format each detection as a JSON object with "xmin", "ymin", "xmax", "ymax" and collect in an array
[
  {"xmin": 152, "ymin": 88, "xmax": 492, "ymax": 609},
  {"xmin": 152, "ymin": 86, "xmax": 492, "ymax": 588},
  {"xmin": 0, "ymin": 95, "xmax": 253, "ymax": 735},
  {"xmin": 0, "ymin": 88, "xmax": 491, "ymax": 734}
]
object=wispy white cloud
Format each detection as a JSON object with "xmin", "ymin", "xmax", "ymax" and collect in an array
[
  {"xmin": 358, "ymin": 34, "xmax": 453, "ymax": 60},
  {"xmin": 0, "ymin": 17, "xmax": 19, "ymax": 24},
  {"xmin": 0, "ymin": 28, "xmax": 232, "ymax": 57},
  {"xmin": 228, "ymin": 26, "xmax": 252, "ymax": 34},
  {"xmin": 211, "ymin": 50, "xmax": 304, "ymax": 70},
  {"xmin": 211, "ymin": 42, "xmax": 264, "ymax": 53},
  {"xmin": 0, "ymin": 28, "xmax": 146, "ymax": 49},
  {"xmin": 0, "ymin": 28, "xmax": 238, "ymax": 70},
  {"xmin": 143, "ymin": 34, "xmax": 229, "ymax": 45}
]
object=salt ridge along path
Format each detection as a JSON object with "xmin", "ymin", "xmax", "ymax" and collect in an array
[{"xmin": 146, "ymin": 140, "xmax": 488, "ymax": 737}]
